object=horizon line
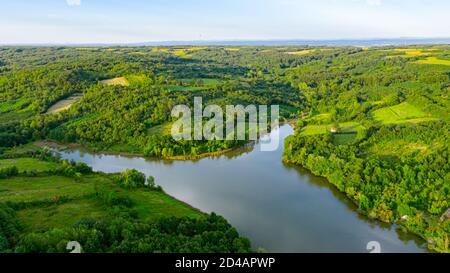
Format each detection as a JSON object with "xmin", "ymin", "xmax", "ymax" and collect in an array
[{"xmin": 1, "ymin": 37, "xmax": 450, "ymax": 47}]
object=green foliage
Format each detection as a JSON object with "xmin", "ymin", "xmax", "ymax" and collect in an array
[
  {"xmin": 55, "ymin": 159, "xmax": 92, "ymax": 178},
  {"xmin": 14, "ymin": 214, "xmax": 252, "ymax": 253},
  {"xmin": 0, "ymin": 166, "xmax": 18, "ymax": 179},
  {"xmin": 0, "ymin": 204, "xmax": 21, "ymax": 252},
  {"xmin": 1, "ymin": 45, "xmax": 449, "ymax": 252},
  {"xmin": 284, "ymin": 121, "xmax": 450, "ymax": 252},
  {"xmin": 0, "ymin": 155, "xmax": 250, "ymax": 253},
  {"xmin": 114, "ymin": 169, "xmax": 147, "ymax": 189}
]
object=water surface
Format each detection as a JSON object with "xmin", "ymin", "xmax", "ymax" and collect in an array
[{"xmin": 58, "ymin": 125, "xmax": 427, "ymax": 253}]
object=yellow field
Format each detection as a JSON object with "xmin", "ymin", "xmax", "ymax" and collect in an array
[
  {"xmin": 46, "ymin": 94, "xmax": 83, "ymax": 114},
  {"xmin": 101, "ymin": 77, "xmax": 130, "ymax": 86},
  {"xmin": 225, "ymin": 48, "xmax": 240, "ymax": 52},
  {"xmin": 189, "ymin": 47, "xmax": 207, "ymax": 51},
  {"xmin": 173, "ymin": 49, "xmax": 192, "ymax": 58},
  {"xmin": 394, "ymin": 48, "xmax": 430, "ymax": 56},
  {"xmin": 76, "ymin": 48, "xmax": 98, "ymax": 51},
  {"xmin": 286, "ymin": 49, "xmax": 316, "ymax": 56},
  {"xmin": 415, "ymin": 57, "xmax": 450, "ymax": 66},
  {"xmin": 385, "ymin": 48, "xmax": 434, "ymax": 59},
  {"xmin": 151, "ymin": 48, "xmax": 170, "ymax": 53},
  {"xmin": 129, "ymin": 52, "xmax": 147, "ymax": 55}
]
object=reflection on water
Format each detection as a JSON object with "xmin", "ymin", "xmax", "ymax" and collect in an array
[{"xmin": 57, "ymin": 125, "xmax": 427, "ymax": 253}]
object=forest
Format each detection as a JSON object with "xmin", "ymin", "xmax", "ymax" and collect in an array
[{"xmin": 0, "ymin": 45, "xmax": 449, "ymax": 252}]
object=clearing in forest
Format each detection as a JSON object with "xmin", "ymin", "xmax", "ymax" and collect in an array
[
  {"xmin": 101, "ymin": 77, "xmax": 130, "ymax": 86},
  {"xmin": 46, "ymin": 94, "xmax": 83, "ymax": 114},
  {"xmin": 225, "ymin": 48, "xmax": 240, "ymax": 52},
  {"xmin": 372, "ymin": 102, "xmax": 437, "ymax": 124},
  {"xmin": 393, "ymin": 48, "xmax": 430, "ymax": 57},
  {"xmin": 286, "ymin": 49, "xmax": 316, "ymax": 56},
  {"xmin": 415, "ymin": 57, "xmax": 450, "ymax": 66},
  {"xmin": 384, "ymin": 48, "xmax": 437, "ymax": 59},
  {"xmin": 300, "ymin": 121, "xmax": 363, "ymax": 136}
]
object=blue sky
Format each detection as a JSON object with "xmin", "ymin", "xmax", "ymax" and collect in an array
[{"xmin": 1, "ymin": 0, "xmax": 449, "ymax": 44}]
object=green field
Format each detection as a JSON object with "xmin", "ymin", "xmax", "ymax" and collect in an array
[
  {"xmin": 368, "ymin": 139, "xmax": 432, "ymax": 158},
  {"xmin": 0, "ymin": 175, "xmax": 99, "ymax": 203},
  {"xmin": 163, "ymin": 85, "xmax": 206, "ymax": 91},
  {"xmin": 300, "ymin": 121, "xmax": 363, "ymax": 136},
  {"xmin": 0, "ymin": 158, "xmax": 58, "ymax": 172},
  {"xmin": 333, "ymin": 133, "xmax": 357, "ymax": 145},
  {"xmin": 0, "ymin": 157, "xmax": 203, "ymax": 234},
  {"xmin": 0, "ymin": 97, "xmax": 30, "ymax": 113},
  {"xmin": 372, "ymin": 102, "xmax": 436, "ymax": 124},
  {"xmin": 415, "ymin": 57, "xmax": 450, "ymax": 66},
  {"xmin": 16, "ymin": 198, "xmax": 108, "ymax": 232}
]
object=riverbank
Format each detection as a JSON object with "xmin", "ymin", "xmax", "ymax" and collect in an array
[
  {"xmin": 282, "ymin": 134, "xmax": 448, "ymax": 253},
  {"xmin": 35, "ymin": 140, "xmax": 249, "ymax": 161},
  {"xmin": 0, "ymin": 155, "xmax": 252, "ymax": 253},
  {"xmin": 283, "ymin": 157, "xmax": 441, "ymax": 251},
  {"xmin": 35, "ymin": 120, "xmax": 297, "ymax": 162}
]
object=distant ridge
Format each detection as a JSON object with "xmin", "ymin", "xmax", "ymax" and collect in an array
[{"xmin": 2, "ymin": 38, "xmax": 450, "ymax": 47}]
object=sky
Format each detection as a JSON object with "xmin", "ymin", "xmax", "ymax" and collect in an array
[{"xmin": 0, "ymin": 0, "xmax": 449, "ymax": 44}]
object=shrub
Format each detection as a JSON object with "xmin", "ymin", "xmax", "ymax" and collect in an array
[{"xmin": 0, "ymin": 166, "xmax": 19, "ymax": 179}]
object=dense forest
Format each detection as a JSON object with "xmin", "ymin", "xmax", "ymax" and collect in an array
[{"xmin": 0, "ymin": 45, "xmax": 449, "ymax": 252}]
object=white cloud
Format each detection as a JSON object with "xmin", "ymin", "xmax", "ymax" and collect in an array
[{"xmin": 66, "ymin": 0, "xmax": 81, "ymax": 6}]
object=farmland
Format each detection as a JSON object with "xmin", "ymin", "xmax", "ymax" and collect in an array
[
  {"xmin": 415, "ymin": 57, "xmax": 450, "ymax": 66},
  {"xmin": 372, "ymin": 102, "xmax": 436, "ymax": 124}
]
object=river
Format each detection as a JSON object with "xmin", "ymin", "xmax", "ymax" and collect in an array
[{"xmin": 57, "ymin": 124, "xmax": 427, "ymax": 253}]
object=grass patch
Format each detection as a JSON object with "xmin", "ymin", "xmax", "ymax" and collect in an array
[
  {"xmin": 388, "ymin": 48, "xmax": 431, "ymax": 58},
  {"xmin": 415, "ymin": 57, "xmax": 450, "ymax": 66},
  {"xmin": 57, "ymin": 113, "xmax": 100, "ymax": 129},
  {"xmin": 308, "ymin": 113, "xmax": 332, "ymax": 123},
  {"xmin": 181, "ymin": 78, "xmax": 221, "ymax": 86},
  {"xmin": 0, "ymin": 111, "xmax": 33, "ymax": 124},
  {"xmin": 16, "ymin": 198, "xmax": 108, "ymax": 232},
  {"xmin": 368, "ymin": 140, "xmax": 433, "ymax": 159},
  {"xmin": 101, "ymin": 77, "xmax": 130, "ymax": 87},
  {"xmin": 1, "ymin": 143, "xmax": 41, "ymax": 157},
  {"xmin": 372, "ymin": 102, "xmax": 436, "ymax": 124},
  {"xmin": 0, "ymin": 158, "xmax": 58, "ymax": 172},
  {"xmin": 0, "ymin": 97, "xmax": 30, "ymax": 113},
  {"xmin": 394, "ymin": 48, "xmax": 430, "ymax": 56},
  {"xmin": 300, "ymin": 121, "xmax": 362, "ymax": 136},
  {"xmin": 0, "ymin": 175, "xmax": 103, "ymax": 203},
  {"xmin": 224, "ymin": 48, "xmax": 240, "ymax": 52},
  {"xmin": 0, "ymin": 154, "xmax": 204, "ymax": 233},
  {"xmin": 127, "ymin": 190, "xmax": 202, "ymax": 221},
  {"xmin": 286, "ymin": 49, "xmax": 316, "ymax": 56},
  {"xmin": 126, "ymin": 74, "xmax": 151, "ymax": 85},
  {"xmin": 173, "ymin": 50, "xmax": 192, "ymax": 58},
  {"xmin": 147, "ymin": 122, "xmax": 173, "ymax": 136},
  {"xmin": 333, "ymin": 133, "xmax": 357, "ymax": 145},
  {"xmin": 163, "ymin": 85, "xmax": 206, "ymax": 92}
]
